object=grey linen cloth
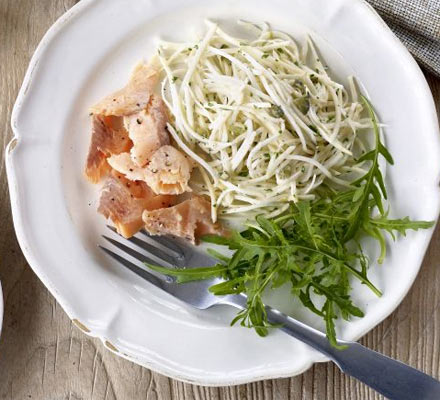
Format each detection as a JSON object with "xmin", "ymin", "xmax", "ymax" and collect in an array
[{"xmin": 366, "ymin": 0, "xmax": 440, "ymax": 76}]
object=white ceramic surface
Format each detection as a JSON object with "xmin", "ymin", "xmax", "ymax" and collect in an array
[{"xmin": 6, "ymin": 0, "xmax": 440, "ymax": 386}]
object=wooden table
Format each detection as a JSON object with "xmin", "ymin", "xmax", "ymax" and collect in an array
[{"xmin": 1, "ymin": 1, "xmax": 439, "ymax": 399}]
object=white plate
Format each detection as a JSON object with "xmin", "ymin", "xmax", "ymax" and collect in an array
[{"xmin": 6, "ymin": 0, "xmax": 440, "ymax": 386}]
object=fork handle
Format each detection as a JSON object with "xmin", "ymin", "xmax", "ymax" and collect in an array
[
  {"xmin": 224, "ymin": 296, "xmax": 440, "ymax": 400},
  {"xmin": 266, "ymin": 307, "xmax": 440, "ymax": 400}
]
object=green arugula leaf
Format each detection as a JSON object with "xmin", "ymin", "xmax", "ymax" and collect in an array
[
  {"xmin": 324, "ymin": 300, "xmax": 347, "ymax": 350},
  {"xmin": 145, "ymin": 263, "xmax": 226, "ymax": 283},
  {"xmin": 370, "ymin": 216, "xmax": 434, "ymax": 236},
  {"xmin": 144, "ymin": 97, "xmax": 433, "ymax": 348}
]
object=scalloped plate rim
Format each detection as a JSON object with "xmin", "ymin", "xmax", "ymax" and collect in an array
[{"xmin": 6, "ymin": 0, "xmax": 440, "ymax": 386}]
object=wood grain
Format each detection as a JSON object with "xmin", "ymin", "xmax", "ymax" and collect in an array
[{"xmin": 0, "ymin": 1, "xmax": 439, "ymax": 399}]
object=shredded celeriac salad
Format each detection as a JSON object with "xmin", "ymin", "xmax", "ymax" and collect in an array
[{"xmin": 156, "ymin": 20, "xmax": 372, "ymax": 222}]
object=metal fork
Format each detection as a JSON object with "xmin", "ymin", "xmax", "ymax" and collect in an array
[{"xmin": 100, "ymin": 226, "xmax": 440, "ymax": 399}]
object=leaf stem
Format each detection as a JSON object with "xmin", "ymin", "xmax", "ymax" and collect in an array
[{"xmin": 293, "ymin": 244, "xmax": 382, "ymax": 297}]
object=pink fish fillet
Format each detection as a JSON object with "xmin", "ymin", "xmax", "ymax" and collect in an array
[
  {"xmin": 124, "ymin": 95, "xmax": 170, "ymax": 167},
  {"xmin": 144, "ymin": 145, "xmax": 193, "ymax": 195},
  {"xmin": 89, "ymin": 63, "xmax": 158, "ymax": 117},
  {"xmin": 98, "ymin": 170, "xmax": 175, "ymax": 238},
  {"xmin": 142, "ymin": 196, "xmax": 226, "ymax": 244},
  {"xmin": 85, "ymin": 115, "xmax": 131, "ymax": 183}
]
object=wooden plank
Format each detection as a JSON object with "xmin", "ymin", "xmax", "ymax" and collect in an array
[{"xmin": 0, "ymin": 1, "xmax": 439, "ymax": 399}]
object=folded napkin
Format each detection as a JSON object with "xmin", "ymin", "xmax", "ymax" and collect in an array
[{"xmin": 367, "ymin": 0, "xmax": 440, "ymax": 76}]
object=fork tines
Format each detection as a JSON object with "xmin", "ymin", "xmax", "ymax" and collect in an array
[
  {"xmin": 99, "ymin": 226, "xmax": 188, "ymax": 286},
  {"xmin": 104, "ymin": 226, "xmax": 185, "ymax": 265},
  {"xmin": 98, "ymin": 244, "xmax": 171, "ymax": 287}
]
